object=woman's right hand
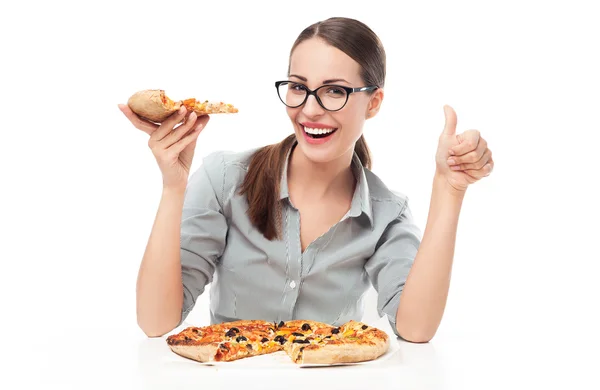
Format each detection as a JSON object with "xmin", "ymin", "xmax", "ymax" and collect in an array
[{"xmin": 118, "ymin": 104, "xmax": 210, "ymax": 190}]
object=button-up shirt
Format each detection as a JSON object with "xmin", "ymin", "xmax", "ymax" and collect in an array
[{"xmin": 179, "ymin": 143, "xmax": 422, "ymax": 336}]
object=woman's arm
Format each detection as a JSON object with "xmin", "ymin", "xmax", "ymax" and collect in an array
[
  {"xmin": 136, "ymin": 186, "xmax": 187, "ymax": 337},
  {"xmin": 395, "ymin": 105, "xmax": 493, "ymax": 342},
  {"xmin": 394, "ymin": 174, "xmax": 464, "ymax": 342}
]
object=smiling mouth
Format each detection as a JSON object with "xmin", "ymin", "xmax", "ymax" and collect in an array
[{"xmin": 302, "ymin": 125, "xmax": 338, "ymax": 139}]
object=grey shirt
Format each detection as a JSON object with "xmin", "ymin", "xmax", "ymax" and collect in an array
[{"xmin": 179, "ymin": 144, "xmax": 422, "ymax": 337}]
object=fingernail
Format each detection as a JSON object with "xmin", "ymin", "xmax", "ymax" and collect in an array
[
  {"xmin": 117, "ymin": 104, "xmax": 125, "ymax": 110},
  {"xmin": 451, "ymin": 165, "xmax": 461, "ymax": 170},
  {"xmin": 447, "ymin": 159, "xmax": 456, "ymax": 165},
  {"xmin": 179, "ymin": 106, "xmax": 186, "ymax": 114},
  {"xmin": 448, "ymin": 150, "xmax": 455, "ymax": 156}
]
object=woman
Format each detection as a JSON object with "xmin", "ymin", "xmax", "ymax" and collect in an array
[{"xmin": 118, "ymin": 17, "xmax": 493, "ymax": 342}]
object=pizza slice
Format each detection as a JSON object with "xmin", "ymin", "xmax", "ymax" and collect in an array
[
  {"xmin": 284, "ymin": 320, "xmax": 390, "ymax": 364},
  {"xmin": 166, "ymin": 320, "xmax": 281, "ymax": 363},
  {"xmin": 127, "ymin": 89, "xmax": 238, "ymax": 123}
]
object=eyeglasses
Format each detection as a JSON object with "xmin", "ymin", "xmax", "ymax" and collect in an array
[{"xmin": 275, "ymin": 80, "xmax": 378, "ymax": 112}]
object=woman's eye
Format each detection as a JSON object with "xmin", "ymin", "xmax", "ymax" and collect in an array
[
  {"xmin": 327, "ymin": 87, "xmax": 345, "ymax": 96},
  {"xmin": 290, "ymin": 83, "xmax": 305, "ymax": 91}
]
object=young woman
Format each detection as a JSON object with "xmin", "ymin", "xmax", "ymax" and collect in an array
[{"xmin": 119, "ymin": 17, "xmax": 493, "ymax": 342}]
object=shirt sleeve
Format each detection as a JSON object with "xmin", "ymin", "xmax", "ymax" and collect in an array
[
  {"xmin": 364, "ymin": 199, "xmax": 421, "ymax": 338},
  {"xmin": 178, "ymin": 152, "xmax": 229, "ymax": 326}
]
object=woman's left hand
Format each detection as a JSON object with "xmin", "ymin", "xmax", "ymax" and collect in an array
[{"xmin": 435, "ymin": 105, "xmax": 494, "ymax": 193}]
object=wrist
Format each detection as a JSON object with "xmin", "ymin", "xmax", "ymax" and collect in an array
[
  {"xmin": 433, "ymin": 171, "xmax": 467, "ymax": 199},
  {"xmin": 162, "ymin": 184, "xmax": 187, "ymax": 196}
]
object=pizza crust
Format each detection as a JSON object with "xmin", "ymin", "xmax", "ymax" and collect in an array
[
  {"xmin": 168, "ymin": 343, "xmax": 220, "ymax": 362},
  {"xmin": 298, "ymin": 337, "xmax": 389, "ymax": 364},
  {"xmin": 127, "ymin": 90, "xmax": 179, "ymax": 122}
]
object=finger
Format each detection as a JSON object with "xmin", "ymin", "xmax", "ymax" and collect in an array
[
  {"xmin": 167, "ymin": 123, "xmax": 205, "ymax": 155},
  {"xmin": 449, "ymin": 129, "xmax": 481, "ymax": 156},
  {"xmin": 118, "ymin": 104, "xmax": 159, "ymax": 135},
  {"xmin": 150, "ymin": 106, "xmax": 187, "ymax": 143},
  {"xmin": 463, "ymin": 162, "xmax": 493, "ymax": 180},
  {"xmin": 442, "ymin": 105, "xmax": 457, "ymax": 136},
  {"xmin": 162, "ymin": 112, "xmax": 199, "ymax": 148},
  {"xmin": 449, "ymin": 148, "xmax": 492, "ymax": 171},
  {"xmin": 448, "ymin": 138, "xmax": 487, "ymax": 165}
]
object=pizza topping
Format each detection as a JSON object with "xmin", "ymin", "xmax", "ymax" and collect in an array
[
  {"xmin": 236, "ymin": 335, "xmax": 248, "ymax": 342},
  {"xmin": 292, "ymin": 339, "xmax": 310, "ymax": 344},
  {"xmin": 291, "ymin": 332, "xmax": 304, "ymax": 337},
  {"xmin": 261, "ymin": 337, "xmax": 269, "ymax": 343},
  {"xmin": 301, "ymin": 323, "xmax": 311, "ymax": 331},
  {"xmin": 274, "ymin": 335, "xmax": 286, "ymax": 345},
  {"xmin": 331, "ymin": 328, "xmax": 340, "ymax": 334},
  {"xmin": 278, "ymin": 321, "xmax": 285, "ymax": 328},
  {"xmin": 225, "ymin": 329, "xmax": 237, "ymax": 337},
  {"xmin": 361, "ymin": 325, "xmax": 368, "ymax": 330},
  {"xmin": 246, "ymin": 344, "xmax": 253, "ymax": 350}
]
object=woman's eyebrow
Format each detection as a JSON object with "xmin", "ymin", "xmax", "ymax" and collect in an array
[
  {"xmin": 322, "ymin": 78, "xmax": 350, "ymax": 84},
  {"xmin": 289, "ymin": 74, "xmax": 307, "ymax": 81},
  {"xmin": 288, "ymin": 74, "xmax": 351, "ymax": 85}
]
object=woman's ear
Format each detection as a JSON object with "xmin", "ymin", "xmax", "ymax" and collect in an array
[{"xmin": 365, "ymin": 88, "xmax": 384, "ymax": 119}]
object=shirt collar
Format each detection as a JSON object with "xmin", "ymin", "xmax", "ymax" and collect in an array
[{"xmin": 279, "ymin": 142, "xmax": 373, "ymax": 226}]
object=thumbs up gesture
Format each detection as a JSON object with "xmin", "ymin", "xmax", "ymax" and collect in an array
[{"xmin": 435, "ymin": 105, "xmax": 494, "ymax": 193}]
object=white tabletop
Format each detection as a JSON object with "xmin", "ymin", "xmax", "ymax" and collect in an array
[{"xmin": 6, "ymin": 313, "xmax": 597, "ymax": 390}]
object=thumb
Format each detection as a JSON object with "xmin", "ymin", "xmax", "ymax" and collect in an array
[{"xmin": 442, "ymin": 105, "xmax": 457, "ymax": 135}]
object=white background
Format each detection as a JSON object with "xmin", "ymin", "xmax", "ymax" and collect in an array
[{"xmin": 1, "ymin": 0, "xmax": 599, "ymax": 388}]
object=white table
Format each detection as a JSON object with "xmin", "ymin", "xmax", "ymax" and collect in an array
[{"xmin": 6, "ymin": 315, "xmax": 596, "ymax": 389}]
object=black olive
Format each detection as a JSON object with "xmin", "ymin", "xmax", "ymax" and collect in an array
[
  {"xmin": 301, "ymin": 323, "xmax": 311, "ymax": 331},
  {"xmin": 230, "ymin": 327, "xmax": 240, "ymax": 333},
  {"xmin": 324, "ymin": 335, "xmax": 332, "ymax": 339},
  {"xmin": 292, "ymin": 332, "xmax": 304, "ymax": 337},
  {"xmin": 300, "ymin": 347, "xmax": 306, "ymax": 352},
  {"xmin": 225, "ymin": 330, "xmax": 236, "ymax": 337},
  {"xmin": 246, "ymin": 344, "xmax": 253, "ymax": 350},
  {"xmin": 261, "ymin": 337, "xmax": 269, "ymax": 343},
  {"xmin": 236, "ymin": 336, "xmax": 248, "ymax": 342},
  {"xmin": 192, "ymin": 328, "xmax": 200, "ymax": 334},
  {"xmin": 278, "ymin": 321, "xmax": 285, "ymax": 328},
  {"xmin": 184, "ymin": 336, "xmax": 191, "ymax": 341},
  {"xmin": 293, "ymin": 339, "xmax": 310, "ymax": 344},
  {"xmin": 331, "ymin": 328, "xmax": 340, "ymax": 334},
  {"xmin": 361, "ymin": 325, "xmax": 368, "ymax": 330},
  {"xmin": 219, "ymin": 344, "xmax": 230, "ymax": 351},
  {"xmin": 274, "ymin": 335, "xmax": 286, "ymax": 345}
]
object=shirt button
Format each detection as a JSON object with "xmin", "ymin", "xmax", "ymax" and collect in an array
[{"xmin": 289, "ymin": 280, "xmax": 296, "ymax": 289}]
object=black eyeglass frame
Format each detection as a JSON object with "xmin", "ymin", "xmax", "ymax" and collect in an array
[{"xmin": 275, "ymin": 80, "xmax": 378, "ymax": 112}]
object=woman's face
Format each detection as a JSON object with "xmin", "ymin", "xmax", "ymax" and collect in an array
[{"xmin": 286, "ymin": 38, "xmax": 383, "ymax": 165}]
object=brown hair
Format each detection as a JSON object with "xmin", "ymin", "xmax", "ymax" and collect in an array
[{"xmin": 240, "ymin": 17, "xmax": 386, "ymax": 240}]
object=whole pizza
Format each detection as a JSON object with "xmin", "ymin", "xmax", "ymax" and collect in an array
[{"xmin": 166, "ymin": 319, "xmax": 389, "ymax": 364}]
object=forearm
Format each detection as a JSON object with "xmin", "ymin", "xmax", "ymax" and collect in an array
[
  {"xmin": 136, "ymin": 186, "xmax": 187, "ymax": 337},
  {"xmin": 395, "ymin": 172, "xmax": 465, "ymax": 342}
]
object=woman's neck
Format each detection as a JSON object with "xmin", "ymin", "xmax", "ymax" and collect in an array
[{"xmin": 287, "ymin": 146, "xmax": 356, "ymax": 203}]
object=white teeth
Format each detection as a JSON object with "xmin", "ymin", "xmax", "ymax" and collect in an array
[{"xmin": 303, "ymin": 126, "xmax": 335, "ymax": 135}]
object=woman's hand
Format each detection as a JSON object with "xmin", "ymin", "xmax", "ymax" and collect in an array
[
  {"xmin": 435, "ymin": 105, "xmax": 494, "ymax": 193},
  {"xmin": 118, "ymin": 104, "xmax": 210, "ymax": 190}
]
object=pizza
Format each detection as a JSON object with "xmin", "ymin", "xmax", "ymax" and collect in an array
[
  {"xmin": 166, "ymin": 319, "xmax": 389, "ymax": 365},
  {"xmin": 127, "ymin": 89, "xmax": 238, "ymax": 123}
]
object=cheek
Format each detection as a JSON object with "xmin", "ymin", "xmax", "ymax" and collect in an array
[{"xmin": 286, "ymin": 107, "xmax": 298, "ymax": 122}]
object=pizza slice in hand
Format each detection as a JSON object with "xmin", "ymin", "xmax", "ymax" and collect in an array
[{"xmin": 127, "ymin": 89, "xmax": 238, "ymax": 123}]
